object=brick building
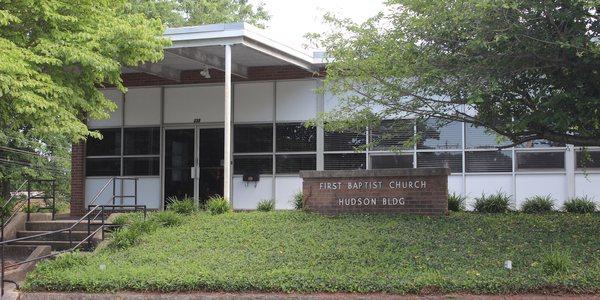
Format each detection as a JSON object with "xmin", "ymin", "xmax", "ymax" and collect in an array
[{"xmin": 72, "ymin": 23, "xmax": 600, "ymax": 215}]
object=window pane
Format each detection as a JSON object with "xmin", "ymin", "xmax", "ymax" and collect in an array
[
  {"xmin": 234, "ymin": 155, "xmax": 273, "ymax": 175},
  {"xmin": 276, "ymin": 123, "xmax": 316, "ymax": 152},
  {"xmin": 370, "ymin": 120, "xmax": 413, "ymax": 150},
  {"xmin": 576, "ymin": 150, "xmax": 600, "ymax": 168},
  {"xmin": 123, "ymin": 157, "xmax": 159, "ymax": 176},
  {"xmin": 371, "ymin": 155, "xmax": 413, "ymax": 169},
  {"xmin": 86, "ymin": 158, "xmax": 120, "ymax": 176},
  {"xmin": 516, "ymin": 152, "xmax": 564, "ymax": 170},
  {"xmin": 276, "ymin": 154, "xmax": 316, "ymax": 174},
  {"xmin": 417, "ymin": 152, "xmax": 463, "ymax": 172},
  {"xmin": 417, "ymin": 119, "xmax": 462, "ymax": 149},
  {"xmin": 465, "ymin": 151, "xmax": 512, "ymax": 172},
  {"xmin": 516, "ymin": 139, "xmax": 565, "ymax": 148},
  {"xmin": 124, "ymin": 127, "xmax": 160, "ymax": 155},
  {"xmin": 86, "ymin": 128, "xmax": 121, "ymax": 156},
  {"xmin": 324, "ymin": 153, "xmax": 366, "ymax": 170},
  {"xmin": 324, "ymin": 130, "xmax": 366, "ymax": 151},
  {"xmin": 465, "ymin": 125, "xmax": 511, "ymax": 149},
  {"xmin": 234, "ymin": 124, "xmax": 272, "ymax": 153}
]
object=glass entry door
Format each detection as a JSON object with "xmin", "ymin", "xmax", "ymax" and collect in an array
[{"xmin": 164, "ymin": 127, "xmax": 224, "ymax": 209}]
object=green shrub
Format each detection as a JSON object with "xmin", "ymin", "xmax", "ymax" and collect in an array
[
  {"xmin": 0, "ymin": 198, "xmax": 14, "ymax": 218},
  {"xmin": 149, "ymin": 211, "xmax": 183, "ymax": 227},
  {"xmin": 291, "ymin": 191, "xmax": 303, "ymax": 210},
  {"xmin": 108, "ymin": 226, "xmax": 143, "ymax": 249},
  {"xmin": 521, "ymin": 195, "xmax": 555, "ymax": 213},
  {"xmin": 563, "ymin": 196, "xmax": 596, "ymax": 213},
  {"xmin": 167, "ymin": 197, "xmax": 197, "ymax": 215},
  {"xmin": 473, "ymin": 191, "xmax": 511, "ymax": 213},
  {"xmin": 23, "ymin": 203, "xmax": 40, "ymax": 214},
  {"xmin": 257, "ymin": 199, "xmax": 275, "ymax": 212},
  {"xmin": 447, "ymin": 192, "xmax": 466, "ymax": 212},
  {"xmin": 206, "ymin": 196, "xmax": 231, "ymax": 215},
  {"xmin": 540, "ymin": 248, "xmax": 572, "ymax": 275}
]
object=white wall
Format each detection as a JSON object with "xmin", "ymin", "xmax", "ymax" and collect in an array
[
  {"xmin": 234, "ymin": 82, "xmax": 274, "ymax": 123},
  {"xmin": 448, "ymin": 175, "xmax": 462, "ymax": 196},
  {"xmin": 88, "ymin": 89, "xmax": 123, "ymax": 127},
  {"xmin": 275, "ymin": 176, "xmax": 302, "ymax": 209},
  {"xmin": 85, "ymin": 178, "xmax": 161, "ymax": 209},
  {"xmin": 125, "ymin": 87, "xmax": 161, "ymax": 126},
  {"xmin": 515, "ymin": 174, "xmax": 567, "ymax": 208},
  {"xmin": 276, "ymin": 80, "xmax": 317, "ymax": 121},
  {"xmin": 232, "ymin": 176, "xmax": 273, "ymax": 210},
  {"xmin": 575, "ymin": 173, "xmax": 600, "ymax": 204},
  {"xmin": 465, "ymin": 174, "xmax": 513, "ymax": 209},
  {"xmin": 164, "ymin": 85, "xmax": 224, "ymax": 123}
]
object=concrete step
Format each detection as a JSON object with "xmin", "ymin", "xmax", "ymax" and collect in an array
[
  {"xmin": 10, "ymin": 240, "xmax": 94, "ymax": 251},
  {"xmin": 25, "ymin": 220, "xmax": 104, "ymax": 232},
  {"xmin": 16, "ymin": 230, "xmax": 90, "ymax": 241}
]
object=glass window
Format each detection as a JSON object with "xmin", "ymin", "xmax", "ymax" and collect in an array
[
  {"xmin": 86, "ymin": 128, "xmax": 121, "ymax": 156},
  {"xmin": 370, "ymin": 120, "xmax": 414, "ymax": 150},
  {"xmin": 234, "ymin": 155, "xmax": 273, "ymax": 175},
  {"xmin": 371, "ymin": 155, "xmax": 413, "ymax": 169},
  {"xmin": 123, "ymin": 157, "xmax": 160, "ymax": 176},
  {"xmin": 276, "ymin": 154, "xmax": 316, "ymax": 174},
  {"xmin": 124, "ymin": 127, "xmax": 160, "ymax": 155},
  {"xmin": 516, "ymin": 140, "xmax": 565, "ymax": 148},
  {"xmin": 417, "ymin": 152, "xmax": 463, "ymax": 173},
  {"xmin": 516, "ymin": 151, "xmax": 564, "ymax": 170},
  {"xmin": 465, "ymin": 151, "xmax": 512, "ymax": 172},
  {"xmin": 576, "ymin": 150, "xmax": 600, "ymax": 168},
  {"xmin": 234, "ymin": 124, "xmax": 272, "ymax": 153},
  {"xmin": 276, "ymin": 123, "xmax": 316, "ymax": 152},
  {"xmin": 465, "ymin": 124, "xmax": 511, "ymax": 149},
  {"xmin": 324, "ymin": 130, "xmax": 366, "ymax": 151},
  {"xmin": 86, "ymin": 158, "xmax": 120, "ymax": 176},
  {"xmin": 324, "ymin": 153, "xmax": 366, "ymax": 170},
  {"xmin": 417, "ymin": 119, "xmax": 462, "ymax": 149}
]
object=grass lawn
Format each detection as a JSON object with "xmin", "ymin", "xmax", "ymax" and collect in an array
[{"xmin": 23, "ymin": 211, "xmax": 600, "ymax": 294}]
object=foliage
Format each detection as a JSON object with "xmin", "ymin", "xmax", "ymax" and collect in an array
[
  {"xmin": 23, "ymin": 203, "xmax": 40, "ymax": 214},
  {"xmin": 521, "ymin": 195, "xmax": 555, "ymax": 214},
  {"xmin": 167, "ymin": 197, "xmax": 197, "ymax": 215},
  {"xmin": 564, "ymin": 197, "xmax": 597, "ymax": 213},
  {"xmin": 291, "ymin": 191, "xmax": 303, "ymax": 210},
  {"xmin": 310, "ymin": 0, "xmax": 600, "ymax": 147},
  {"xmin": 23, "ymin": 212, "xmax": 600, "ymax": 293},
  {"xmin": 126, "ymin": 0, "xmax": 270, "ymax": 28},
  {"xmin": 473, "ymin": 191, "xmax": 511, "ymax": 213},
  {"xmin": 256, "ymin": 199, "xmax": 275, "ymax": 212},
  {"xmin": 205, "ymin": 196, "xmax": 231, "ymax": 215},
  {"xmin": 150, "ymin": 210, "xmax": 183, "ymax": 227},
  {"xmin": 108, "ymin": 211, "xmax": 182, "ymax": 249},
  {"xmin": 540, "ymin": 248, "xmax": 572, "ymax": 276},
  {"xmin": 447, "ymin": 192, "xmax": 466, "ymax": 212}
]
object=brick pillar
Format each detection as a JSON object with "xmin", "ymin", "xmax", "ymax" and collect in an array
[{"xmin": 70, "ymin": 141, "xmax": 86, "ymax": 216}]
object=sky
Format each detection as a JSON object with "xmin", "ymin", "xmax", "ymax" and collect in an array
[{"xmin": 248, "ymin": 0, "xmax": 386, "ymax": 52}]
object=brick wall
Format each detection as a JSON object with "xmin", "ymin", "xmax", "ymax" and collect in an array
[
  {"xmin": 121, "ymin": 65, "xmax": 325, "ymax": 87},
  {"xmin": 70, "ymin": 141, "xmax": 86, "ymax": 216},
  {"xmin": 300, "ymin": 168, "xmax": 450, "ymax": 215}
]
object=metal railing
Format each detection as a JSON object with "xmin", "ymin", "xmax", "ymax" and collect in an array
[
  {"xmin": 0, "ymin": 176, "xmax": 144, "ymax": 296},
  {"xmin": 26, "ymin": 179, "xmax": 57, "ymax": 221}
]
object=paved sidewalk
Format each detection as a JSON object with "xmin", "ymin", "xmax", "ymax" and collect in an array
[{"xmin": 16, "ymin": 292, "xmax": 600, "ymax": 300}]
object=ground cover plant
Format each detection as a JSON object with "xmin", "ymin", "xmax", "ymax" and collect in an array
[
  {"xmin": 473, "ymin": 191, "xmax": 512, "ymax": 213},
  {"xmin": 257, "ymin": 199, "xmax": 275, "ymax": 212},
  {"xmin": 521, "ymin": 195, "xmax": 555, "ymax": 214},
  {"xmin": 447, "ymin": 192, "xmax": 466, "ymax": 212},
  {"xmin": 22, "ymin": 211, "xmax": 599, "ymax": 294},
  {"xmin": 205, "ymin": 196, "xmax": 231, "ymax": 215},
  {"xmin": 564, "ymin": 197, "xmax": 597, "ymax": 213}
]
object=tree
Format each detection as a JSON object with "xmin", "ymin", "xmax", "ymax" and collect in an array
[
  {"xmin": 126, "ymin": 0, "xmax": 270, "ymax": 28},
  {"xmin": 311, "ymin": 0, "xmax": 600, "ymax": 147},
  {"xmin": 0, "ymin": 0, "xmax": 168, "ymax": 196}
]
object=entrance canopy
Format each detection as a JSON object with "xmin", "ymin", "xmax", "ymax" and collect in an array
[{"xmin": 122, "ymin": 22, "xmax": 324, "ymax": 202}]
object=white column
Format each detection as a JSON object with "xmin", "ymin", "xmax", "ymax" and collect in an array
[
  {"xmin": 566, "ymin": 144, "xmax": 576, "ymax": 199},
  {"xmin": 224, "ymin": 44, "xmax": 233, "ymax": 202}
]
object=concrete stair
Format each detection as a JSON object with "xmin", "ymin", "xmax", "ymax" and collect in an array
[{"xmin": 11, "ymin": 219, "xmax": 106, "ymax": 251}]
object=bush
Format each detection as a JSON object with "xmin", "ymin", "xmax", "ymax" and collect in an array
[
  {"xmin": 563, "ymin": 196, "xmax": 596, "ymax": 213},
  {"xmin": 447, "ymin": 192, "xmax": 466, "ymax": 212},
  {"xmin": 291, "ymin": 191, "xmax": 303, "ymax": 210},
  {"xmin": 167, "ymin": 197, "xmax": 197, "ymax": 215},
  {"xmin": 206, "ymin": 196, "xmax": 231, "ymax": 215},
  {"xmin": 540, "ymin": 248, "xmax": 572, "ymax": 275},
  {"xmin": 257, "ymin": 199, "xmax": 275, "ymax": 212},
  {"xmin": 521, "ymin": 195, "xmax": 555, "ymax": 213},
  {"xmin": 473, "ymin": 191, "xmax": 511, "ymax": 213},
  {"xmin": 149, "ymin": 211, "xmax": 183, "ymax": 227}
]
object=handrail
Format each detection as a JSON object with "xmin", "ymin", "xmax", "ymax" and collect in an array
[
  {"xmin": 1, "ymin": 180, "xmax": 28, "ymax": 230},
  {"xmin": 0, "ymin": 176, "xmax": 143, "ymax": 296}
]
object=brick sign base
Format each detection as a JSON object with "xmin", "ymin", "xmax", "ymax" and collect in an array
[{"xmin": 299, "ymin": 168, "xmax": 450, "ymax": 215}]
